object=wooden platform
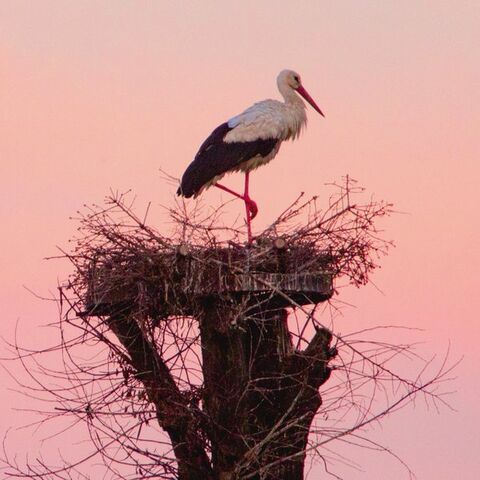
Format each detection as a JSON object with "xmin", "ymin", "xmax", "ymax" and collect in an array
[{"xmin": 84, "ymin": 243, "xmax": 334, "ymax": 318}]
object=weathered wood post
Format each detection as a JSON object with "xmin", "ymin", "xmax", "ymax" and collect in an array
[{"xmin": 86, "ymin": 240, "xmax": 335, "ymax": 479}]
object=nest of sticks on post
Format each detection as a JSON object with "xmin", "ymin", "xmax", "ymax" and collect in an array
[{"xmin": 67, "ymin": 177, "xmax": 392, "ymax": 326}]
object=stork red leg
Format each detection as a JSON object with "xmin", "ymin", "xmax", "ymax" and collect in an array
[
  {"xmin": 243, "ymin": 171, "xmax": 258, "ymax": 219},
  {"xmin": 214, "ymin": 176, "xmax": 258, "ymax": 244},
  {"xmin": 214, "ymin": 182, "xmax": 244, "ymax": 201},
  {"xmin": 214, "ymin": 181, "xmax": 258, "ymax": 218},
  {"xmin": 244, "ymin": 172, "xmax": 253, "ymax": 243}
]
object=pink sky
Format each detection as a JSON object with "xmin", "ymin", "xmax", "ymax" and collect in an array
[{"xmin": 1, "ymin": 1, "xmax": 479, "ymax": 478}]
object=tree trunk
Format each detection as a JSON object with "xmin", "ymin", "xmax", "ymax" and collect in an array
[{"xmin": 200, "ymin": 301, "xmax": 333, "ymax": 480}]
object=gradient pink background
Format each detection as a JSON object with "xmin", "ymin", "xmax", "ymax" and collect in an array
[{"xmin": 1, "ymin": 1, "xmax": 479, "ymax": 478}]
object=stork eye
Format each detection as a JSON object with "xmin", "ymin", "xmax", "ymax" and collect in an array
[{"xmin": 294, "ymin": 75, "xmax": 300, "ymax": 83}]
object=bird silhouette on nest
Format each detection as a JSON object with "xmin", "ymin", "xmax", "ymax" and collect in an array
[{"xmin": 177, "ymin": 69, "xmax": 324, "ymax": 243}]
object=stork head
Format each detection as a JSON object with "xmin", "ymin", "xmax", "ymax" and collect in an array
[{"xmin": 277, "ymin": 69, "xmax": 325, "ymax": 117}]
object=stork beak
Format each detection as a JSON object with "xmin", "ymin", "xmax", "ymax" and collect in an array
[{"xmin": 296, "ymin": 85, "xmax": 325, "ymax": 117}]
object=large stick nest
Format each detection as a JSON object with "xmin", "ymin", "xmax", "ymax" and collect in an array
[{"xmin": 64, "ymin": 177, "xmax": 393, "ymax": 322}]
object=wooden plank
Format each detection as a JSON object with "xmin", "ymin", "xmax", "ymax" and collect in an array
[{"xmin": 85, "ymin": 245, "xmax": 334, "ymax": 317}]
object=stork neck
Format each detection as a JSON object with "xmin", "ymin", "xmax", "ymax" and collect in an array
[
  {"xmin": 279, "ymin": 83, "xmax": 306, "ymax": 109},
  {"xmin": 276, "ymin": 84, "xmax": 307, "ymax": 141}
]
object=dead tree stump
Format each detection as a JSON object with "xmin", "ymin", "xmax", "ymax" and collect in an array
[
  {"xmin": 200, "ymin": 305, "xmax": 333, "ymax": 480},
  {"xmin": 85, "ymin": 240, "xmax": 335, "ymax": 479}
]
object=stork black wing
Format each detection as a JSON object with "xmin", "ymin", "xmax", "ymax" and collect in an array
[{"xmin": 177, "ymin": 122, "xmax": 278, "ymax": 198}]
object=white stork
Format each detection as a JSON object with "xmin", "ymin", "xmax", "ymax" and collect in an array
[{"xmin": 177, "ymin": 69, "xmax": 324, "ymax": 243}]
